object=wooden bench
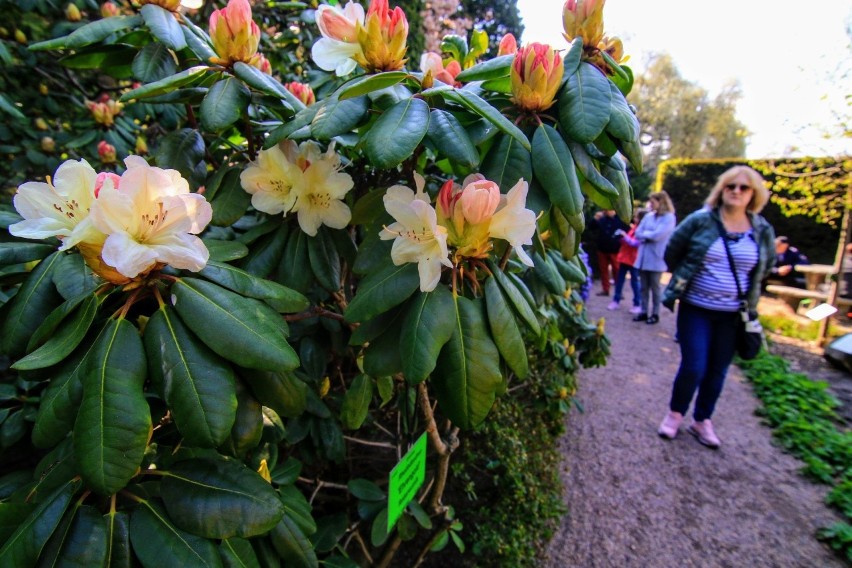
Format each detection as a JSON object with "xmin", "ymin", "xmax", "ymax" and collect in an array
[{"xmin": 764, "ymin": 284, "xmax": 852, "ymax": 311}]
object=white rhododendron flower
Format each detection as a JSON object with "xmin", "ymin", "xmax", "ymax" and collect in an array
[
  {"xmin": 311, "ymin": 1, "xmax": 365, "ymax": 76},
  {"xmin": 88, "ymin": 156, "xmax": 212, "ymax": 278},
  {"xmin": 489, "ymin": 178, "xmax": 537, "ymax": 267},
  {"xmin": 379, "ymin": 174, "xmax": 452, "ymax": 292},
  {"xmin": 9, "ymin": 158, "xmax": 105, "ymax": 250},
  {"xmin": 240, "ymin": 142, "xmax": 305, "ymax": 215}
]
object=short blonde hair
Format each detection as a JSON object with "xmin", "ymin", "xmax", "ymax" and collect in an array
[
  {"xmin": 704, "ymin": 165, "xmax": 770, "ymax": 213},
  {"xmin": 649, "ymin": 191, "xmax": 674, "ymax": 215}
]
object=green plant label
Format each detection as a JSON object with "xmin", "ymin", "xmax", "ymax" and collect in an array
[{"xmin": 387, "ymin": 433, "xmax": 427, "ymax": 531}]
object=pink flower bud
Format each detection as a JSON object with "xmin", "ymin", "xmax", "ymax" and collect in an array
[
  {"xmin": 459, "ymin": 179, "xmax": 500, "ymax": 225},
  {"xmin": 100, "ymin": 2, "xmax": 120, "ymax": 18},
  {"xmin": 562, "ymin": 0, "xmax": 605, "ymax": 47},
  {"xmin": 209, "ymin": 0, "xmax": 261, "ymax": 66},
  {"xmin": 285, "ymin": 82, "xmax": 316, "ymax": 106},
  {"xmin": 354, "ymin": 0, "xmax": 409, "ymax": 73},
  {"xmin": 510, "ymin": 43, "xmax": 564, "ymax": 112},
  {"xmin": 94, "ymin": 172, "xmax": 121, "ymax": 196},
  {"xmin": 97, "ymin": 141, "xmax": 117, "ymax": 164},
  {"xmin": 498, "ymin": 33, "xmax": 517, "ymax": 56}
]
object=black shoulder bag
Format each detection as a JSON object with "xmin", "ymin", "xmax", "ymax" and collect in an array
[{"xmin": 714, "ymin": 218, "xmax": 764, "ymax": 360}]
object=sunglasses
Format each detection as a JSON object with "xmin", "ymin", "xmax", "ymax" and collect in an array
[{"xmin": 724, "ymin": 183, "xmax": 752, "ymax": 192}]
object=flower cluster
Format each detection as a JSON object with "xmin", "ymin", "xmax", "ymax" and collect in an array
[
  {"xmin": 239, "ymin": 141, "xmax": 354, "ymax": 237},
  {"xmin": 209, "ymin": 0, "xmax": 267, "ymax": 69},
  {"xmin": 380, "ymin": 174, "xmax": 537, "ymax": 291},
  {"xmin": 9, "ymin": 157, "xmax": 212, "ymax": 283},
  {"xmin": 312, "ymin": 0, "xmax": 408, "ymax": 76},
  {"xmin": 86, "ymin": 97, "xmax": 123, "ymax": 127},
  {"xmin": 562, "ymin": 0, "xmax": 627, "ymax": 73}
]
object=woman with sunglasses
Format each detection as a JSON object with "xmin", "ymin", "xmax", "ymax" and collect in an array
[{"xmin": 657, "ymin": 165, "xmax": 775, "ymax": 448}]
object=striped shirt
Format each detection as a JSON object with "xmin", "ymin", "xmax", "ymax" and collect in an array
[{"xmin": 683, "ymin": 233, "xmax": 759, "ymax": 312}]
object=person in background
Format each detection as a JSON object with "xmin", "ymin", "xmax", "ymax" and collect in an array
[
  {"xmin": 632, "ymin": 192, "xmax": 676, "ymax": 324},
  {"xmin": 608, "ymin": 209, "xmax": 647, "ymax": 313},
  {"xmin": 766, "ymin": 236, "xmax": 809, "ymax": 287},
  {"xmin": 590, "ymin": 209, "xmax": 629, "ymax": 297},
  {"xmin": 657, "ymin": 166, "xmax": 775, "ymax": 449}
]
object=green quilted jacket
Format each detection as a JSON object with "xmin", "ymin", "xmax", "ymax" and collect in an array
[{"xmin": 662, "ymin": 207, "xmax": 776, "ymax": 312}]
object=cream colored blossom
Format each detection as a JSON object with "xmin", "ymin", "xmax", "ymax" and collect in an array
[{"xmin": 489, "ymin": 178, "xmax": 536, "ymax": 267}]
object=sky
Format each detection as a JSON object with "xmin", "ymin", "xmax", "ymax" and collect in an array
[{"xmin": 516, "ymin": 0, "xmax": 852, "ymax": 159}]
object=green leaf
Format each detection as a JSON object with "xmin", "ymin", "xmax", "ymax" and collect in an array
[
  {"xmin": 43, "ymin": 505, "xmax": 108, "ymax": 567},
  {"xmin": 615, "ymin": 136, "xmax": 643, "ymax": 174},
  {"xmin": 161, "ymin": 458, "xmax": 284, "ymax": 539},
  {"xmin": 340, "ymin": 374, "xmax": 372, "ymax": 430},
  {"xmin": 75, "ymin": 318, "xmax": 151, "ymax": 496},
  {"xmin": 270, "ymin": 516, "xmax": 318, "ymax": 568},
  {"xmin": 220, "ymin": 537, "xmax": 261, "ymax": 568},
  {"xmin": 440, "ymin": 89, "xmax": 530, "ymax": 151},
  {"xmin": 172, "ymin": 278, "xmax": 299, "ymax": 372},
  {"xmin": 363, "ymin": 318, "xmax": 403, "ymax": 377},
  {"xmin": 200, "ymin": 260, "xmax": 309, "ymax": 313},
  {"xmin": 338, "ymin": 72, "xmax": 409, "ymax": 100},
  {"xmin": 455, "ymin": 54, "xmax": 514, "ymax": 82},
  {"xmin": 1, "ymin": 252, "xmax": 63, "ymax": 358},
  {"xmin": 0, "ymin": 504, "xmax": 32, "ymax": 548},
  {"xmin": 480, "ymin": 133, "xmax": 532, "ymax": 191},
  {"xmin": 59, "ymin": 44, "xmax": 136, "ymax": 71},
  {"xmin": 104, "ymin": 510, "xmax": 132, "ymax": 568},
  {"xmin": 13, "ymin": 295, "xmax": 99, "ymax": 371},
  {"xmin": 26, "ymin": 291, "xmax": 90, "ymax": 353},
  {"xmin": 311, "ymin": 95, "xmax": 369, "ymax": 140},
  {"xmin": 558, "ymin": 62, "xmax": 612, "ymax": 143},
  {"xmin": 223, "ymin": 380, "xmax": 263, "ymax": 458},
  {"xmin": 201, "ymin": 77, "xmax": 251, "ymax": 132},
  {"xmin": 487, "ymin": 261, "xmax": 540, "ymax": 335},
  {"xmin": 566, "ymin": 140, "xmax": 618, "ymax": 198},
  {"xmin": 532, "ymin": 123, "xmax": 584, "ymax": 218},
  {"xmin": 484, "ymin": 277, "xmax": 528, "ymax": 378},
  {"xmin": 533, "ymin": 251, "xmax": 566, "ymax": 295},
  {"xmin": 63, "ymin": 15, "xmax": 143, "ymax": 49},
  {"xmin": 52, "ymin": 249, "xmax": 100, "ymax": 300},
  {"xmin": 204, "ymin": 239, "xmax": 249, "ymax": 262},
  {"xmin": 307, "ymin": 228, "xmax": 341, "ymax": 292},
  {"xmin": 432, "ymin": 296, "xmax": 502, "ymax": 429},
  {"xmin": 0, "ymin": 478, "xmax": 81, "ymax": 567},
  {"xmin": 310, "ymin": 514, "xmax": 347, "ymax": 554},
  {"xmin": 0, "ymin": 93, "xmax": 25, "ymax": 121},
  {"xmin": 277, "ymin": 229, "xmax": 312, "ymax": 293},
  {"xmin": 130, "ymin": 500, "xmax": 222, "ymax": 567},
  {"xmin": 145, "ymin": 304, "xmax": 237, "ymax": 448},
  {"xmin": 245, "ymin": 371, "xmax": 307, "ymax": 419},
  {"xmin": 344, "ymin": 263, "xmax": 420, "ymax": 323},
  {"xmin": 121, "ymin": 66, "xmax": 210, "ymax": 102},
  {"xmin": 364, "ymin": 97, "xmax": 430, "ymax": 169},
  {"xmin": 400, "ymin": 286, "xmax": 455, "ymax": 384},
  {"xmin": 480, "ymin": 76, "xmax": 511, "ymax": 94},
  {"xmin": 233, "ymin": 62, "xmax": 302, "ymax": 111},
  {"xmin": 606, "ymin": 82, "xmax": 639, "ymax": 143},
  {"xmin": 0, "ymin": 242, "xmax": 54, "ymax": 265},
  {"xmin": 156, "ymin": 128, "xmax": 206, "ymax": 185},
  {"xmin": 426, "ymin": 109, "xmax": 479, "ymax": 168},
  {"xmin": 602, "ymin": 162, "xmax": 634, "ymax": 222},
  {"xmin": 141, "ymin": 4, "xmax": 186, "ymax": 51},
  {"xmin": 181, "ymin": 17, "xmax": 217, "ymax": 63},
  {"xmin": 562, "ymin": 37, "xmax": 584, "ymax": 80},
  {"xmin": 278, "ymin": 485, "xmax": 316, "ymax": 536},
  {"xmin": 265, "ymin": 106, "xmax": 317, "ymax": 147},
  {"xmin": 132, "ymin": 42, "xmax": 178, "ymax": 83},
  {"xmin": 210, "ymin": 168, "xmax": 252, "ymax": 227}
]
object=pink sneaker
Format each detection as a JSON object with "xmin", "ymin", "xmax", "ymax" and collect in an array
[
  {"xmin": 629, "ymin": 306, "xmax": 642, "ymax": 315},
  {"xmin": 657, "ymin": 411, "xmax": 683, "ymax": 439},
  {"xmin": 606, "ymin": 301, "xmax": 619, "ymax": 311},
  {"xmin": 688, "ymin": 420, "xmax": 721, "ymax": 449}
]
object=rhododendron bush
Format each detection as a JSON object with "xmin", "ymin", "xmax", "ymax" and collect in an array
[{"xmin": 0, "ymin": 0, "xmax": 636, "ymax": 565}]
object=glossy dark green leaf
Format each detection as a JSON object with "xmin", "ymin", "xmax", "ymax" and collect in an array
[
  {"xmin": 400, "ymin": 286, "xmax": 455, "ymax": 384},
  {"xmin": 265, "ymin": 106, "xmax": 318, "ymax": 148},
  {"xmin": 310, "ymin": 514, "xmax": 347, "ymax": 553},
  {"xmin": 344, "ymin": 263, "xmax": 420, "ymax": 323},
  {"xmin": 533, "ymin": 251, "xmax": 566, "ymax": 295},
  {"xmin": 41, "ymin": 505, "xmax": 108, "ymax": 567},
  {"xmin": 532, "ymin": 124, "xmax": 583, "ymax": 218},
  {"xmin": 0, "ymin": 479, "xmax": 80, "ymax": 566},
  {"xmin": 277, "ymin": 229, "xmax": 312, "ymax": 293},
  {"xmin": 145, "ymin": 304, "xmax": 237, "ymax": 448},
  {"xmin": 338, "ymin": 72, "xmax": 409, "ymax": 100},
  {"xmin": 75, "ymin": 318, "xmax": 151, "ymax": 496},
  {"xmin": 480, "ymin": 133, "xmax": 532, "ymax": 192},
  {"xmin": 558, "ymin": 62, "xmax": 612, "ymax": 143},
  {"xmin": 364, "ymin": 98, "xmax": 430, "ymax": 169},
  {"xmin": 369, "ymin": 509, "xmax": 389, "ymax": 546},
  {"xmin": 0, "ymin": 242, "xmax": 54, "ymax": 266},
  {"xmin": 615, "ymin": 136, "xmax": 644, "ymax": 174},
  {"xmin": 278, "ymin": 485, "xmax": 316, "ymax": 536},
  {"xmin": 130, "ymin": 501, "xmax": 222, "ymax": 568},
  {"xmin": 307, "ymin": 228, "xmax": 341, "ymax": 292},
  {"xmin": 606, "ymin": 82, "xmax": 639, "ymax": 143},
  {"xmin": 340, "ymin": 375, "xmax": 372, "ymax": 430},
  {"xmin": 121, "ymin": 66, "xmax": 210, "ymax": 102},
  {"xmin": 132, "ymin": 42, "xmax": 178, "ymax": 83},
  {"xmin": 104, "ymin": 510, "xmax": 132, "ymax": 568},
  {"xmin": 26, "ymin": 291, "xmax": 90, "ymax": 353},
  {"xmin": 52, "ymin": 253, "xmax": 100, "ymax": 301},
  {"xmin": 161, "ymin": 458, "xmax": 284, "ymax": 539},
  {"xmin": 172, "ymin": 278, "xmax": 298, "ymax": 372},
  {"xmin": 181, "ymin": 17, "xmax": 217, "ymax": 62},
  {"xmin": 426, "ymin": 109, "xmax": 479, "ymax": 168},
  {"xmin": 29, "ymin": 441, "xmax": 78, "ymax": 504},
  {"xmin": 13, "ymin": 295, "xmax": 99, "ymax": 371},
  {"xmin": 1, "ymin": 252, "xmax": 63, "ymax": 358},
  {"xmin": 0, "ymin": 412, "xmax": 25, "ymax": 448},
  {"xmin": 210, "ymin": 170, "xmax": 253, "ymax": 228},
  {"xmin": 156, "ymin": 128, "xmax": 206, "ymax": 186},
  {"xmin": 140, "ymin": 4, "xmax": 186, "ymax": 51},
  {"xmin": 562, "ymin": 37, "xmax": 584, "ymax": 80},
  {"xmin": 245, "ymin": 371, "xmax": 307, "ymax": 419},
  {"xmin": 433, "ymin": 296, "xmax": 502, "ymax": 429},
  {"xmin": 31, "ymin": 342, "xmax": 90, "ymax": 449},
  {"xmin": 220, "ymin": 537, "xmax": 261, "ymax": 568},
  {"xmin": 200, "ymin": 260, "xmax": 309, "ymax": 313},
  {"xmin": 487, "ymin": 261, "xmax": 540, "ymax": 335},
  {"xmin": 0, "ymin": 503, "xmax": 31, "ymax": 546},
  {"xmin": 480, "ymin": 76, "xmax": 511, "ymax": 93},
  {"xmin": 566, "ymin": 140, "xmax": 618, "ymax": 198},
  {"xmin": 61, "ymin": 15, "xmax": 143, "ymax": 49},
  {"xmin": 59, "ymin": 44, "xmax": 136, "ymax": 71},
  {"xmin": 455, "ymin": 54, "xmax": 513, "ymax": 82},
  {"xmin": 602, "ymin": 162, "xmax": 635, "ymax": 222},
  {"xmin": 440, "ymin": 89, "xmax": 530, "ymax": 150},
  {"xmin": 203, "ymin": 239, "xmax": 249, "ymax": 262},
  {"xmin": 484, "ymin": 277, "xmax": 528, "ymax": 378},
  {"xmin": 270, "ymin": 516, "xmax": 318, "ymax": 568},
  {"xmin": 311, "ymin": 95, "xmax": 370, "ymax": 140},
  {"xmin": 201, "ymin": 77, "xmax": 251, "ymax": 132},
  {"xmin": 351, "ymin": 232, "xmax": 393, "ymax": 276},
  {"xmin": 363, "ymin": 318, "xmax": 403, "ymax": 376},
  {"xmin": 222, "ymin": 381, "xmax": 263, "ymax": 458},
  {"xmin": 233, "ymin": 62, "xmax": 302, "ymax": 111}
]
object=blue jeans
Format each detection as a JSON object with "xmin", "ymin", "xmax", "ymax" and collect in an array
[
  {"xmin": 613, "ymin": 264, "xmax": 640, "ymax": 306},
  {"xmin": 669, "ymin": 301, "xmax": 740, "ymax": 421}
]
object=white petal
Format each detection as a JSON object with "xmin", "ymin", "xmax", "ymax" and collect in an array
[
  {"xmin": 150, "ymin": 233, "xmax": 209, "ymax": 272},
  {"xmin": 311, "ymin": 38, "xmax": 361, "ymax": 74},
  {"xmin": 417, "ymin": 257, "xmax": 444, "ymax": 292},
  {"xmin": 101, "ymin": 232, "xmax": 158, "ymax": 278},
  {"xmin": 62, "ymin": 217, "xmax": 105, "ymax": 251},
  {"xmin": 13, "ymin": 183, "xmax": 67, "ymax": 224},
  {"xmin": 251, "ymin": 191, "xmax": 290, "ymax": 215},
  {"xmin": 296, "ymin": 207, "xmax": 321, "ymax": 236},
  {"xmin": 52, "ymin": 159, "xmax": 97, "ymax": 204},
  {"xmin": 89, "ymin": 187, "xmax": 137, "ymax": 235},
  {"xmin": 8, "ymin": 218, "xmax": 68, "ymax": 241},
  {"xmin": 514, "ymin": 245, "xmax": 535, "ymax": 267},
  {"xmin": 320, "ymin": 199, "xmax": 351, "ymax": 230}
]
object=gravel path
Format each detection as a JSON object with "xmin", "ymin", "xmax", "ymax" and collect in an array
[{"xmin": 544, "ymin": 289, "xmax": 846, "ymax": 567}]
